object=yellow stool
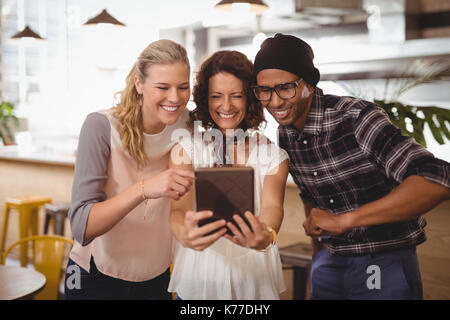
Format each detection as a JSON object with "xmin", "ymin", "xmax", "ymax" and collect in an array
[{"xmin": 0, "ymin": 195, "xmax": 52, "ymax": 267}]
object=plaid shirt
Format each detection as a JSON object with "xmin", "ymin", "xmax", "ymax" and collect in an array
[{"xmin": 279, "ymin": 87, "xmax": 450, "ymax": 255}]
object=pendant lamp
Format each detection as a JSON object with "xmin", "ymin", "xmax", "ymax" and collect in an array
[
  {"xmin": 215, "ymin": 0, "xmax": 269, "ymax": 15},
  {"xmin": 11, "ymin": 26, "xmax": 45, "ymax": 40},
  {"xmin": 83, "ymin": 9, "xmax": 125, "ymax": 26}
]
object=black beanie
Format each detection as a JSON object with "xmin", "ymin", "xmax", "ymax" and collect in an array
[{"xmin": 254, "ymin": 33, "xmax": 320, "ymax": 87}]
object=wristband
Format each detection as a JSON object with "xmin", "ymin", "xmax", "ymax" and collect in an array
[
  {"xmin": 258, "ymin": 226, "xmax": 277, "ymax": 252},
  {"xmin": 266, "ymin": 225, "xmax": 277, "ymax": 245},
  {"xmin": 140, "ymin": 180, "xmax": 147, "ymax": 201},
  {"xmin": 140, "ymin": 180, "xmax": 150, "ymax": 220}
]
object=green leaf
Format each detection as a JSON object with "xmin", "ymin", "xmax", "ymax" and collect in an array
[
  {"xmin": 340, "ymin": 60, "xmax": 450, "ymax": 148},
  {"xmin": 423, "ymin": 109, "xmax": 445, "ymax": 144},
  {"xmin": 412, "ymin": 131, "xmax": 426, "ymax": 147},
  {"xmin": 437, "ymin": 118, "xmax": 450, "ymax": 140},
  {"xmin": 434, "ymin": 108, "xmax": 450, "ymax": 122}
]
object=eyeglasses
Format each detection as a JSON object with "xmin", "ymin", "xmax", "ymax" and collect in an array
[{"xmin": 253, "ymin": 79, "xmax": 303, "ymax": 102}]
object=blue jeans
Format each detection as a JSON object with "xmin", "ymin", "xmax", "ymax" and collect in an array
[
  {"xmin": 64, "ymin": 257, "xmax": 172, "ymax": 300},
  {"xmin": 310, "ymin": 246, "xmax": 423, "ymax": 300}
]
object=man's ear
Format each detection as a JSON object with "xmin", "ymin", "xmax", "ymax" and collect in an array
[
  {"xmin": 299, "ymin": 82, "xmax": 314, "ymax": 99},
  {"xmin": 134, "ymin": 75, "xmax": 143, "ymax": 94},
  {"xmin": 306, "ymin": 82, "xmax": 314, "ymax": 95}
]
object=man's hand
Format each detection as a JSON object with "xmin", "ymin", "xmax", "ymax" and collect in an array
[{"xmin": 303, "ymin": 208, "xmax": 352, "ymax": 238}]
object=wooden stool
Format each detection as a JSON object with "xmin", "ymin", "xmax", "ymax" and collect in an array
[
  {"xmin": 279, "ymin": 242, "xmax": 313, "ymax": 300},
  {"xmin": 44, "ymin": 203, "xmax": 70, "ymax": 236},
  {"xmin": 1, "ymin": 196, "xmax": 52, "ymax": 266}
]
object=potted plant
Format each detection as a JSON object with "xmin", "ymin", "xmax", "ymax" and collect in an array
[
  {"xmin": 0, "ymin": 101, "xmax": 19, "ymax": 145},
  {"xmin": 338, "ymin": 59, "xmax": 450, "ymax": 148}
]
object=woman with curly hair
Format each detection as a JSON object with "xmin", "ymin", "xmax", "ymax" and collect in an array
[
  {"xmin": 65, "ymin": 39, "xmax": 195, "ymax": 299},
  {"xmin": 168, "ymin": 50, "xmax": 289, "ymax": 299}
]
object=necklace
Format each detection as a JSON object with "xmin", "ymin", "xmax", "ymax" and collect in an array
[{"xmin": 212, "ymin": 129, "xmax": 247, "ymax": 167}]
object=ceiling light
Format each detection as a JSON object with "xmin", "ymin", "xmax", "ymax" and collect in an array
[
  {"xmin": 11, "ymin": 26, "xmax": 45, "ymax": 40},
  {"xmin": 215, "ymin": 0, "xmax": 269, "ymax": 15},
  {"xmin": 83, "ymin": 9, "xmax": 125, "ymax": 27}
]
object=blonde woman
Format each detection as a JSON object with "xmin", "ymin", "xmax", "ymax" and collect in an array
[{"xmin": 65, "ymin": 39, "xmax": 194, "ymax": 299}]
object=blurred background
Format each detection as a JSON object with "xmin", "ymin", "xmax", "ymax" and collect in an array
[{"xmin": 0, "ymin": 0, "xmax": 449, "ymax": 160}]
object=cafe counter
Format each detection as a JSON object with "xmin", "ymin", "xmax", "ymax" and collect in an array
[
  {"xmin": 0, "ymin": 146, "xmax": 75, "ymax": 247},
  {"xmin": 0, "ymin": 146, "xmax": 75, "ymax": 167}
]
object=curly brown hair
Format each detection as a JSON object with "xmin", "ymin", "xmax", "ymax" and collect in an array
[{"xmin": 190, "ymin": 50, "xmax": 265, "ymax": 131}]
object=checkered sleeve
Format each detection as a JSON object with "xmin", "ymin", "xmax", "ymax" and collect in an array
[{"xmin": 354, "ymin": 104, "xmax": 450, "ymax": 189}]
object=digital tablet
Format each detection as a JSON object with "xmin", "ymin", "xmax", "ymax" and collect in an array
[{"xmin": 194, "ymin": 166, "xmax": 254, "ymax": 235}]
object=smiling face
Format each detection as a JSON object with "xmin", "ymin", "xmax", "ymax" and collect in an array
[
  {"xmin": 135, "ymin": 62, "xmax": 190, "ymax": 134},
  {"xmin": 256, "ymin": 68, "xmax": 314, "ymax": 132},
  {"xmin": 208, "ymin": 72, "xmax": 247, "ymax": 133}
]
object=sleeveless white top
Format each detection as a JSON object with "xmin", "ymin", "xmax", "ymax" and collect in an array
[{"xmin": 168, "ymin": 131, "xmax": 288, "ymax": 299}]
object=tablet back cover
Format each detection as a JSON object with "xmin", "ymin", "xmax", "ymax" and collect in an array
[{"xmin": 195, "ymin": 167, "xmax": 254, "ymax": 230}]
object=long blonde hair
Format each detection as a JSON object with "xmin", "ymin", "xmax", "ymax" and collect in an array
[{"xmin": 113, "ymin": 39, "xmax": 190, "ymax": 167}]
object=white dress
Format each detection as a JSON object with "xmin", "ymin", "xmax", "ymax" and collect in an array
[{"xmin": 168, "ymin": 130, "xmax": 289, "ymax": 300}]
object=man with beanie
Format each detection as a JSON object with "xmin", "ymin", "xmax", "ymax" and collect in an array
[{"xmin": 253, "ymin": 33, "xmax": 450, "ymax": 300}]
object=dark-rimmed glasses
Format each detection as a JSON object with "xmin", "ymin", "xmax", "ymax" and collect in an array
[{"xmin": 253, "ymin": 79, "xmax": 303, "ymax": 102}]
